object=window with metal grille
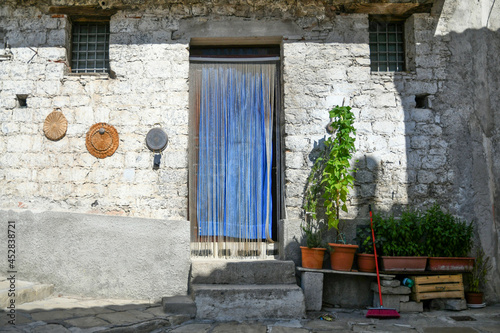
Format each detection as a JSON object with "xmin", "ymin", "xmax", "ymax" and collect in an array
[
  {"xmin": 369, "ymin": 21, "xmax": 405, "ymax": 72},
  {"xmin": 71, "ymin": 22, "xmax": 109, "ymax": 73}
]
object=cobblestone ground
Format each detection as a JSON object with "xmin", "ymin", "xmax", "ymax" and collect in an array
[{"xmin": 1, "ymin": 296, "xmax": 499, "ymax": 332}]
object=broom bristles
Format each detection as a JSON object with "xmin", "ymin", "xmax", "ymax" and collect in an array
[{"xmin": 366, "ymin": 307, "xmax": 400, "ymax": 319}]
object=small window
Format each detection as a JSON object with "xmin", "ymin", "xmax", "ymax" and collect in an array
[
  {"xmin": 71, "ymin": 22, "xmax": 110, "ymax": 73},
  {"xmin": 369, "ymin": 20, "xmax": 405, "ymax": 72}
]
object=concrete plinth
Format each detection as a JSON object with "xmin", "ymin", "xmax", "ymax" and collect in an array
[{"xmin": 301, "ymin": 272, "xmax": 323, "ymax": 311}]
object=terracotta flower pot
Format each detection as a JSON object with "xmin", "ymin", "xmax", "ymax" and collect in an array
[
  {"xmin": 328, "ymin": 243, "xmax": 358, "ymax": 271},
  {"xmin": 427, "ymin": 257, "xmax": 475, "ymax": 271},
  {"xmin": 357, "ymin": 253, "xmax": 376, "ymax": 273},
  {"xmin": 300, "ymin": 246, "xmax": 326, "ymax": 269},
  {"xmin": 380, "ymin": 256, "xmax": 427, "ymax": 271},
  {"xmin": 465, "ymin": 292, "xmax": 484, "ymax": 304}
]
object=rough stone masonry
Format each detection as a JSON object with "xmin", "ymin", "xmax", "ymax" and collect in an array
[{"xmin": 0, "ymin": 0, "xmax": 498, "ymax": 302}]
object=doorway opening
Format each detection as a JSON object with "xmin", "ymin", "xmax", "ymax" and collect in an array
[{"xmin": 188, "ymin": 45, "xmax": 283, "ymax": 259}]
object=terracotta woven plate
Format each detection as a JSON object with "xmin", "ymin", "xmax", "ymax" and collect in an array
[
  {"xmin": 43, "ymin": 109, "xmax": 68, "ymax": 141},
  {"xmin": 86, "ymin": 123, "xmax": 119, "ymax": 159}
]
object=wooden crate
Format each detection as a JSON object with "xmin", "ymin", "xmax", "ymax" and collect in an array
[{"xmin": 411, "ymin": 274, "xmax": 464, "ymax": 302}]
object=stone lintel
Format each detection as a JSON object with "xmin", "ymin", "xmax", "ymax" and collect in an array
[
  {"xmin": 48, "ymin": 6, "xmax": 117, "ymax": 20},
  {"xmin": 335, "ymin": 2, "xmax": 434, "ymax": 17}
]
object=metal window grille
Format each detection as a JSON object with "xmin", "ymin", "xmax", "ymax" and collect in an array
[
  {"xmin": 71, "ymin": 22, "xmax": 109, "ymax": 73},
  {"xmin": 369, "ymin": 21, "xmax": 405, "ymax": 72}
]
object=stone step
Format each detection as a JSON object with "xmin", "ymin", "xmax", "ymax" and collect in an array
[
  {"xmin": 162, "ymin": 295, "xmax": 196, "ymax": 318},
  {"xmin": 190, "ymin": 260, "xmax": 297, "ymax": 285},
  {"xmin": 0, "ymin": 276, "xmax": 54, "ymax": 308},
  {"xmin": 192, "ymin": 284, "xmax": 305, "ymax": 320}
]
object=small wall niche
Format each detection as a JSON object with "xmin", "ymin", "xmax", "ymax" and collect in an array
[
  {"xmin": 415, "ymin": 94, "xmax": 431, "ymax": 109},
  {"xmin": 17, "ymin": 95, "xmax": 28, "ymax": 108}
]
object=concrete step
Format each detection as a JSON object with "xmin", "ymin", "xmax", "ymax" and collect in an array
[
  {"xmin": 0, "ymin": 276, "xmax": 54, "ymax": 308},
  {"xmin": 190, "ymin": 260, "xmax": 297, "ymax": 285},
  {"xmin": 192, "ymin": 284, "xmax": 305, "ymax": 320}
]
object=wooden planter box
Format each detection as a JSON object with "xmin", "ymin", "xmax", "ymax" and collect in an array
[{"xmin": 411, "ymin": 274, "xmax": 465, "ymax": 302}]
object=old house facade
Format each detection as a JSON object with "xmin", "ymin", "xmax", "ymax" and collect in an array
[{"xmin": 1, "ymin": 0, "xmax": 499, "ymax": 303}]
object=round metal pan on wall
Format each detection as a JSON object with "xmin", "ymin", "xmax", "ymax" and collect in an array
[{"xmin": 146, "ymin": 127, "xmax": 168, "ymax": 152}]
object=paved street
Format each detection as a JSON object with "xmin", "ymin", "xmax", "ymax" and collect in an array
[{"xmin": 1, "ymin": 295, "xmax": 499, "ymax": 332}]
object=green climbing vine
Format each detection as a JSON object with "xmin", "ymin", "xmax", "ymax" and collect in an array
[{"xmin": 303, "ymin": 105, "xmax": 357, "ymax": 233}]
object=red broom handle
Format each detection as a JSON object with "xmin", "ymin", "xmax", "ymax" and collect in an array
[{"xmin": 369, "ymin": 204, "xmax": 384, "ymax": 307}]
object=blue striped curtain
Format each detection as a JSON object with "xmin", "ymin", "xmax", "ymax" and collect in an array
[{"xmin": 195, "ymin": 63, "xmax": 275, "ymax": 240}]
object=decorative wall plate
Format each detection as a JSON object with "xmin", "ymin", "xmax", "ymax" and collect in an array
[
  {"xmin": 86, "ymin": 123, "xmax": 119, "ymax": 159},
  {"xmin": 146, "ymin": 127, "xmax": 168, "ymax": 152},
  {"xmin": 43, "ymin": 109, "xmax": 68, "ymax": 141}
]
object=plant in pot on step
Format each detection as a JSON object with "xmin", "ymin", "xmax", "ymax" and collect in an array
[
  {"xmin": 301, "ymin": 145, "xmax": 327, "ymax": 269},
  {"xmin": 300, "ymin": 217, "xmax": 327, "ymax": 269},
  {"xmin": 304, "ymin": 105, "xmax": 358, "ymax": 271},
  {"xmin": 354, "ymin": 225, "xmax": 379, "ymax": 273},
  {"xmin": 465, "ymin": 248, "xmax": 491, "ymax": 305}
]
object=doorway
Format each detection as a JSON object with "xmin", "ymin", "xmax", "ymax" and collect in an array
[{"xmin": 188, "ymin": 46, "xmax": 283, "ymax": 259}]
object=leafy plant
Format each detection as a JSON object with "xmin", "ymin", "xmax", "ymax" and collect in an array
[
  {"xmin": 371, "ymin": 209, "xmax": 425, "ymax": 256},
  {"xmin": 323, "ymin": 105, "xmax": 357, "ymax": 230},
  {"xmin": 354, "ymin": 225, "xmax": 381, "ymax": 254},
  {"xmin": 303, "ymin": 105, "xmax": 357, "ymax": 240},
  {"xmin": 371, "ymin": 204, "xmax": 474, "ymax": 258},
  {"xmin": 301, "ymin": 217, "xmax": 326, "ymax": 249},
  {"xmin": 421, "ymin": 204, "xmax": 473, "ymax": 257},
  {"xmin": 466, "ymin": 248, "xmax": 492, "ymax": 293}
]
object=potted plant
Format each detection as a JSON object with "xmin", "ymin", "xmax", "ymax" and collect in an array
[
  {"xmin": 422, "ymin": 204, "xmax": 474, "ymax": 271},
  {"xmin": 372, "ymin": 209, "xmax": 428, "ymax": 271},
  {"xmin": 300, "ymin": 217, "xmax": 327, "ymax": 269},
  {"xmin": 304, "ymin": 105, "xmax": 358, "ymax": 271},
  {"xmin": 354, "ymin": 225, "xmax": 376, "ymax": 272},
  {"xmin": 465, "ymin": 248, "xmax": 492, "ymax": 305}
]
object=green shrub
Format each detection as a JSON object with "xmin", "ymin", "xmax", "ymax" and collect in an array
[
  {"xmin": 421, "ymin": 204, "xmax": 473, "ymax": 257},
  {"xmin": 354, "ymin": 225, "xmax": 384, "ymax": 254},
  {"xmin": 371, "ymin": 204, "xmax": 473, "ymax": 257},
  {"xmin": 372, "ymin": 209, "xmax": 424, "ymax": 256}
]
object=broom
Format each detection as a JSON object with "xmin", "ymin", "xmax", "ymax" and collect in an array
[{"xmin": 366, "ymin": 204, "xmax": 400, "ymax": 319}]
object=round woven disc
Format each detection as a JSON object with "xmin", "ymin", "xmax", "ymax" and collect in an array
[
  {"xmin": 86, "ymin": 123, "xmax": 119, "ymax": 159},
  {"xmin": 43, "ymin": 110, "xmax": 68, "ymax": 141}
]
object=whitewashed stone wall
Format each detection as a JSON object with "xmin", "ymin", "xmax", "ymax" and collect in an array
[
  {"xmin": 0, "ymin": 6, "xmax": 190, "ymax": 220},
  {"xmin": 0, "ymin": 1, "xmax": 483, "ymax": 222},
  {"xmin": 282, "ymin": 13, "xmax": 447, "ymax": 220}
]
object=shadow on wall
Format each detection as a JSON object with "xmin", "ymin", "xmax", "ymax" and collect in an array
[
  {"xmin": 355, "ymin": 25, "xmax": 500, "ymax": 302},
  {"xmin": 426, "ymin": 27, "xmax": 500, "ymax": 301},
  {"xmin": 291, "ymin": 22, "xmax": 500, "ymax": 302}
]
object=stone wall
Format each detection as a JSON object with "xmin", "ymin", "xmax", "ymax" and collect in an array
[
  {"xmin": 0, "ymin": 0, "xmax": 499, "ymax": 301},
  {"xmin": 0, "ymin": 2, "xmax": 449, "ymax": 221},
  {"xmin": 0, "ymin": 5, "xmax": 190, "ymax": 220},
  {"xmin": 283, "ymin": 12, "xmax": 447, "ymax": 222}
]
